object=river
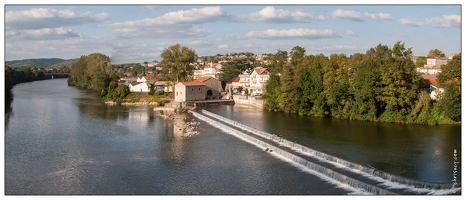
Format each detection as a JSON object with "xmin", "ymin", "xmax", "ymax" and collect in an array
[{"xmin": 4, "ymin": 79, "xmax": 461, "ymax": 195}]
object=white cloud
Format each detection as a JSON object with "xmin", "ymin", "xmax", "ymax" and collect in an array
[
  {"xmin": 331, "ymin": 9, "xmax": 363, "ymax": 21},
  {"xmin": 111, "ymin": 6, "xmax": 224, "ymax": 38},
  {"xmin": 6, "ymin": 28, "xmax": 80, "ymax": 40},
  {"xmin": 238, "ymin": 6, "xmax": 325, "ymax": 23},
  {"xmin": 111, "ymin": 6, "xmax": 226, "ymax": 27},
  {"xmin": 399, "ymin": 14, "xmax": 460, "ymax": 28},
  {"xmin": 314, "ymin": 45, "xmax": 359, "ymax": 51},
  {"xmin": 363, "ymin": 12, "xmax": 392, "ymax": 20},
  {"xmin": 217, "ymin": 44, "xmax": 230, "ymax": 49},
  {"xmin": 185, "ymin": 40, "xmax": 212, "ymax": 46},
  {"xmin": 6, "ymin": 8, "xmax": 109, "ymax": 30},
  {"xmin": 346, "ymin": 30, "xmax": 358, "ymax": 37},
  {"xmin": 332, "ymin": 9, "xmax": 392, "ymax": 21},
  {"xmin": 243, "ymin": 28, "xmax": 340, "ymax": 39}
]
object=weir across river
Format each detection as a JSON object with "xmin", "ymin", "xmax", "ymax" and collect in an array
[{"xmin": 189, "ymin": 109, "xmax": 461, "ymax": 195}]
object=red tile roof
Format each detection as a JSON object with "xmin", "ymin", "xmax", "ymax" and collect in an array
[
  {"xmin": 422, "ymin": 76, "xmax": 439, "ymax": 88},
  {"xmin": 180, "ymin": 82, "xmax": 205, "ymax": 86},
  {"xmin": 194, "ymin": 76, "xmax": 213, "ymax": 83},
  {"xmin": 254, "ymin": 67, "xmax": 268, "ymax": 75},
  {"xmin": 143, "ymin": 75, "xmax": 157, "ymax": 80}
]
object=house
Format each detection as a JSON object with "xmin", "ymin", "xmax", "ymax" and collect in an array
[
  {"xmin": 223, "ymin": 77, "xmax": 241, "ymax": 94},
  {"xmin": 194, "ymin": 76, "xmax": 222, "ymax": 99},
  {"xmin": 425, "ymin": 57, "xmax": 448, "ymax": 67},
  {"xmin": 174, "ymin": 82, "xmax": 206, "ymax": 103},
  {"xmin": 238, "ymin": 67, "xmax": 270, "ymax": 96},
  {"xmin": 174, "ymin": 76, "xmax": 223, "ymax": 104},
  {"xmin": 137, "ymin": 75, "xmax": 157, "ymax": 83},
  {"xmin": 416, "ymin": 67, "xmax": 442, "ymax": 75},
  {"xmin": 421, "ymin": 75, "xmax": 444, "ymax": 100},
  {"xmin": 129, "ymin": 81, "xmax": 150, "ymax": 92},
  {"xmin": 202, "ymin": 63, "xmax": 222, "ymax": 78}
]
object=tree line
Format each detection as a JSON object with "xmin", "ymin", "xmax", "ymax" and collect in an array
[
  {"xmin": 261, "ymin": 42, "xmax": 461, "ymax": 125},
  {"xmin": 5, "ymin": 66, "xmax": 49, "ymax": 91}
]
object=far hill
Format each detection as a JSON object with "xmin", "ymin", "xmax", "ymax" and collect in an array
[{"xmin": 5, "ymin": 58, "xmax": 78, "ymax": 68}]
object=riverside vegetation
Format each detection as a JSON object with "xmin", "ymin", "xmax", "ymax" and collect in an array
[
  {"xmin": 6, "ymin": 42, "xmax": 460, "ymax": 125},
  {"xmin": 262, "ymin": 42, "xmax": 460, "ymax": 125}
]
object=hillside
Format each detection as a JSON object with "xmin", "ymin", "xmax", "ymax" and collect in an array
[{"xmin": 5, "ymin": 58, "xmax": 78, "ymax": 68}]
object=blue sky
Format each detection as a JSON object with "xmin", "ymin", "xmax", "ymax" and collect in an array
[{"xmin": 3, "ymin": 1, "xmax": 462, "ymax": 64}]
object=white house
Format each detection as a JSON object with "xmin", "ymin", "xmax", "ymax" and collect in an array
[
  {"xmin": 129, "ymin": 81, "xmax": 150, "ymax": 92},
  {"xmin": 137, "ymin": 75, "xmax": 157, "ymax": 83},
  {"xmin": 202, "ymin": 63, "xmax": 222, "ymax": 78},
  {"xmin": 417, "ymin": 67, "xmax": 442, "ymax": 75},
  {"xmin": 425, "ymin": 57, "xmax": 448, "ymax": 67},
  {"xmin": 238, "ymin": 67, "xmax": 270, "ymax": 96}
]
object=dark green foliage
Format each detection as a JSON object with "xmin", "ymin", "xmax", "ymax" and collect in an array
[
  {"xmin": 67, "ymin": 53, "xmax": 118, "ymax": 100},
  {"xmin": 263, "ymin": 74, "xmax": 281, "ymax": 111},
  {"xmin": 4, "ymin": 66, "xmax": 50, "ymax": 90},
  {"xmin": 219, "ymin": 59, "xmax": 244, "ymax": 80},
  {"xmin": 262, "ymin": 43, "xmax": 460, "ymax": 124}
]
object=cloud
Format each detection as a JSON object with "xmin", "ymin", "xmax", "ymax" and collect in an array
[
  {"xmin": 5, "ymin": 8, "xmax": 109, "ymax": 30},
  {"xmin": 242, "ymin": 28, "xmax": 340, "ymax": 40},
  {"xmin": 217, "ymin": 44, "xmax": 230, "ymax": 49},
  {"xmin": 113, "ymin": 27, "xmax": 213, "ymax": 38},
  {"xmin": 314, "ymin": 45, "xmax": 359, "ymax": 51},
  {"xmin": 6, "ymin": 35, "xmax": 113, "ymax": 61},
  {"xmin": 332, "ymin": 9, "xmax": 392, "ymax": 21},
  {"xmin": 111, "ymin": 6, "xmax": 225, "ymax": 38},
  {"xmin": 331, "ymin": 9, "xmax": 363, "ymax": 21},
  {"xmin": 363, "ymin": 12, "xmax": 392, "ymax": 20},
  {"xmin": 111, "ymin": 6, "xmax": 227, "ymax": 27},
  {"xmin": 346, "ymin": 30, "xmax": 358, "ymax": 37},
  {"xmin": 399, "ymin": 14, "xmax": 460, "ymax": 28},
  {"xmin": 237, "ymin": 6, "xmax": 325, "ymax": 23},
  {"xmin": 6, "ymin": 28, "xmax": 80, "ymax": 40}
]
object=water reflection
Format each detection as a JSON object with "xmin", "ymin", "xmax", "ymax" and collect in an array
[{"xmin": 5, "ymin": 90, "xmax": 14, "ymax": 129}]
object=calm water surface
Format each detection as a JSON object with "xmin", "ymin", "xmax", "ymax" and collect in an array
[{"xmin": 4, "ymin": 79, "xmax": 461, "ymax": 195}]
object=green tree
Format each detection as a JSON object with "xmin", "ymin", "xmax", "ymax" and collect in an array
[
  {"xmin": 415, "ymin": 56, "xmax": 427, "ymax": 67},
  {"xmin": 436, "ymin": 54, "xmax": 461, "ymax": 121},
  {"xmin": 219, "ymin": 59, "xmax": 245, "ymax": 80},
  {"xmin": 427, "ymin": 49, "xmax": 446, "ymax": 58},
  {"xmin": 159, "ymin": 44, "xmax": 196, "ymax": 83},
  {"xmin": 68, "ymin": 53, "xmax": 112, "ymax": 96},
  {"xmin": 290, "ymin": 46, "xmax": 306, "ymax": 67},
  {"xmin": 263, "ymin": 74, "xmax": 281, "ymax": 111}
]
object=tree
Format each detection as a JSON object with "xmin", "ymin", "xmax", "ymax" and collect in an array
[
  {"xmin": 159, "ymin": 44, "xmax": 196, "ymax": 83},
  {"xmin": 436, "ymin": 54, "xmax": 461, "ymax": 121},
  {"xmin": 219, "ymin": 58, "xmax": 249, "ymax": 80},
  {"xmin": 290, "ymin": 46, "xmax": 306, "ymax": 67},
  {"xmin": 68, "ymin": 53, "xmax": 112, "ymax": 95},
  {"xmin": 263, "ymin": 74, "xmax": 281, "ymax": 111},
  {"xmin": 427, "ymin": 49, "xmax": 445, "ymax": 58},
  {"xmin": 415, "ymin": 56, "xmax": 427, "ymax": 67}
]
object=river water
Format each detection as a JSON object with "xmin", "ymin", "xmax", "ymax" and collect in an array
[{"xmin": 4, "ymin": 79, "xmax": 461, "ymax": 195}]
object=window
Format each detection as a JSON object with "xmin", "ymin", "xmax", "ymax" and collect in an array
[
  {"xmin": 199, "ymin": 88, "xmax": 201, "ymax": 91},
  {"xmin": 192, "ymin": 88, "xmax": 194, "ymax": 92}
]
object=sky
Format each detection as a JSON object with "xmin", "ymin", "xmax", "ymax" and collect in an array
[{"xmin": 3, "ymin": 1, "xmax": 463, "ymax": 64}]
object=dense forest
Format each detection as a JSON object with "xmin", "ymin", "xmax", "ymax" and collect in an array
[{"xmin": 261, "ymin": 41, "xmax": 461, "ymax": 125}]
